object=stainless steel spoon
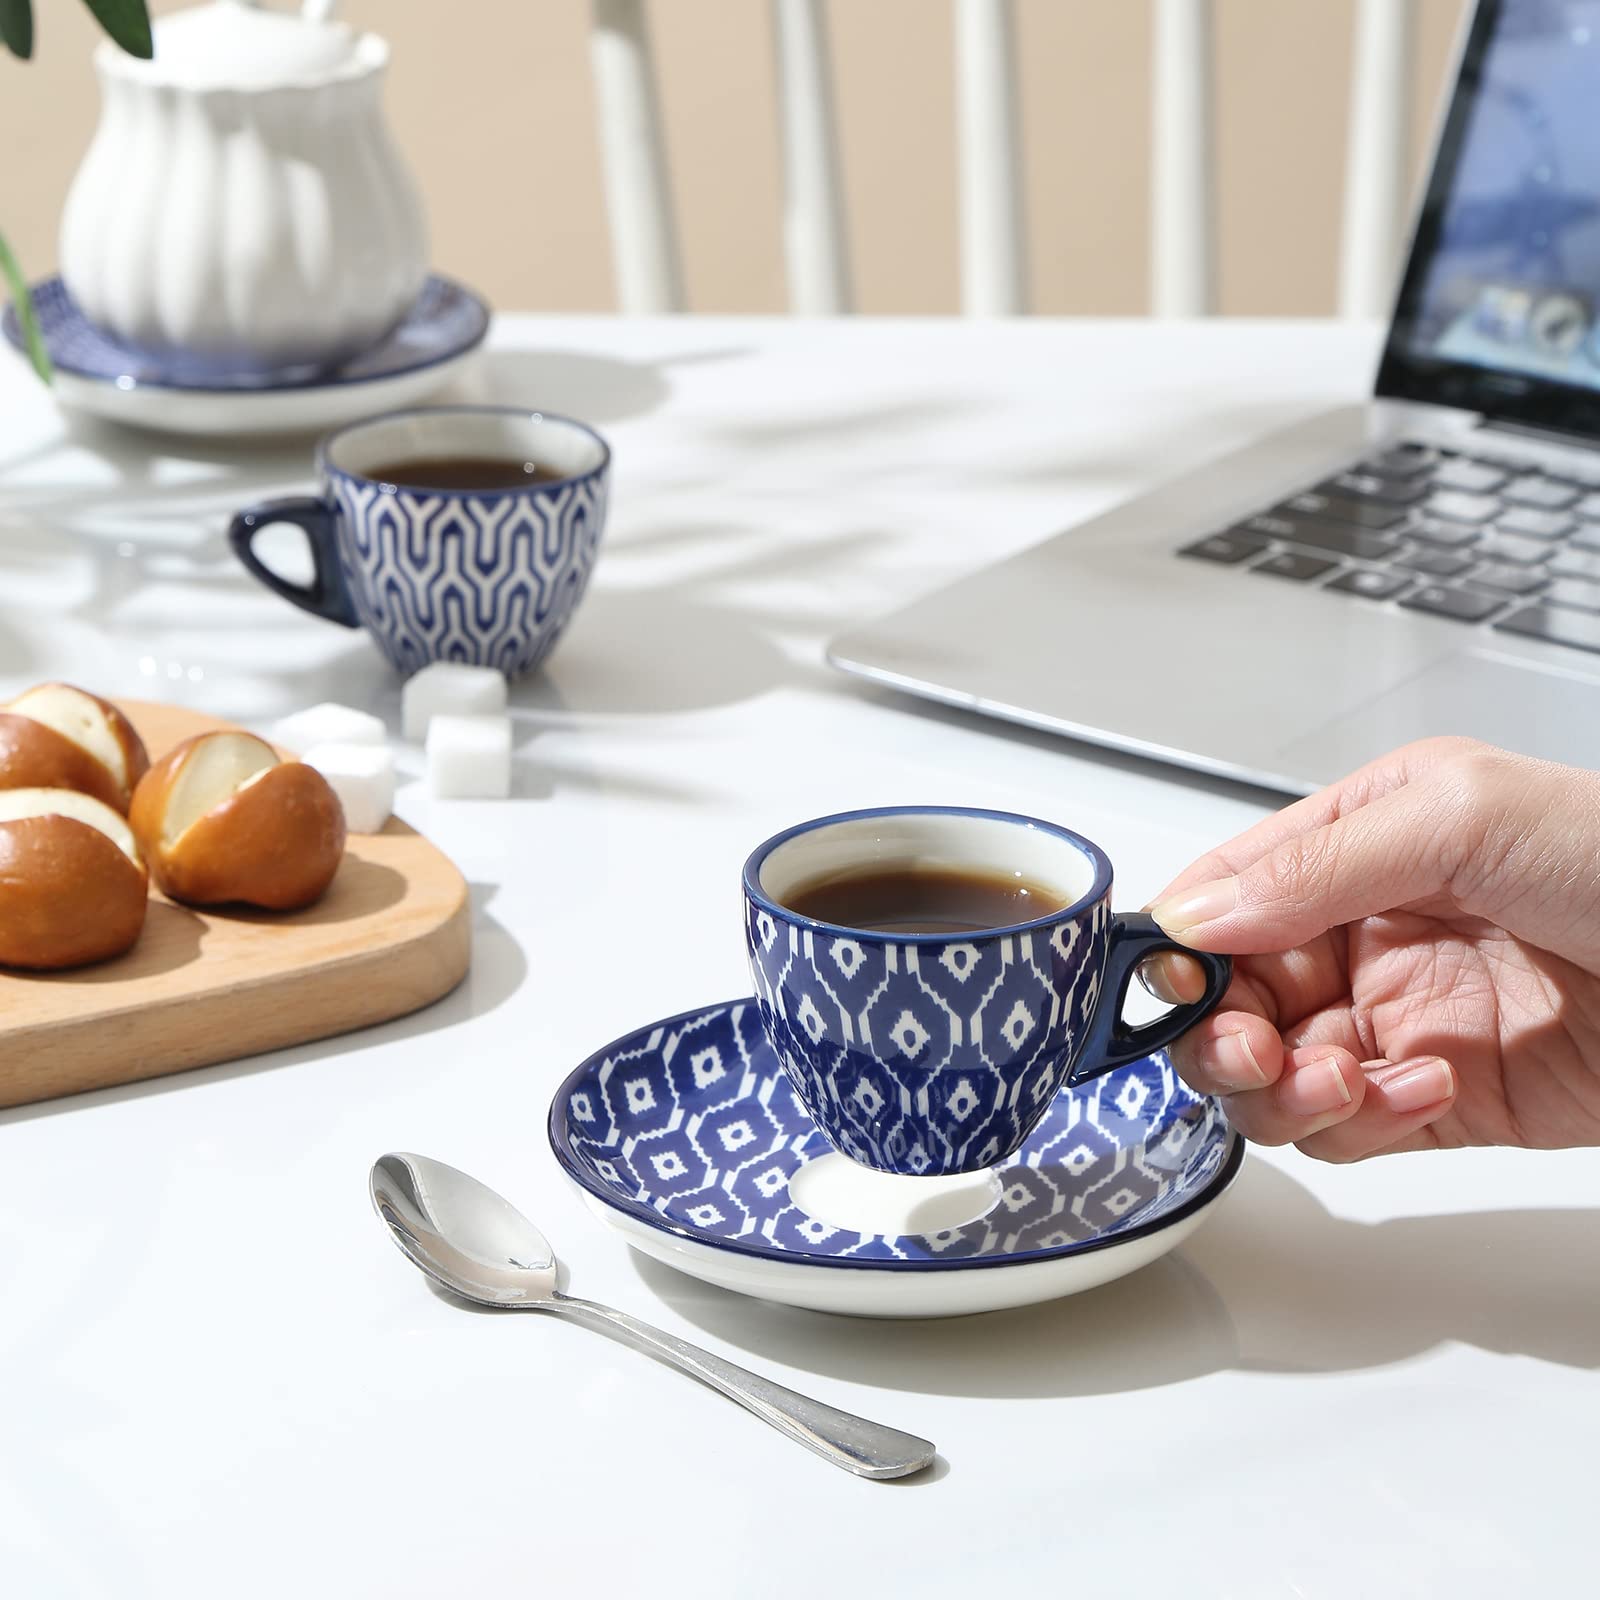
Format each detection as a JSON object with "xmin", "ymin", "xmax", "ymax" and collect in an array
[{"xmin": 369, "ymin": 1152, "xmax": 937, "ymax": 1480}]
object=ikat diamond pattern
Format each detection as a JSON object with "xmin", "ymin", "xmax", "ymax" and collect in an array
[
  {"xmin": 746, "ymin": 892, "xmax": 1113, "ymax": 1174},
  {"xmin": 555, "ymin": 1001, "xmax": 1231, "ymax": 1266}
]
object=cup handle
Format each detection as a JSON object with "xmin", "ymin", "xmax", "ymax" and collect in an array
[
  {"xmin": 1068, "ymin": 912, "xmax": 1232, "ymax": 1085},
  {"xmin": 227, "ymin": 497, "xmax": 358, "ymax": 627}
]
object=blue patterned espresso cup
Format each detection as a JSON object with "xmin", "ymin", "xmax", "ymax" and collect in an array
[
  {"xmin": 228, "ymin": 406, "xmax": 609, "ymax": 676},
  {"xmin": 744, "ymin": 807, "xmax": 1231, "ymax": 1176}
]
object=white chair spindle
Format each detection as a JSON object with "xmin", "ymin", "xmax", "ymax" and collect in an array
[
  {"xmin": 1339, "ymin": 0, "xmax": 1416, "ymax": 321},
  {"xmin": 772, "ymin": 0, "xmax": 852, "ymax": 314},
  {"xmin": 1150, "ymin": 0, "xmax": 1215, "ymax": 317},
  {"xmin": 589, "ymin": 0, "xmax": 685, "ymax": 314},
  {"xmin": 954, "ymin": 0, "xmax": 1027, "ymax": 317}
]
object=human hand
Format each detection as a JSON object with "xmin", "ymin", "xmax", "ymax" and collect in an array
[{"xmin": 1145, "ymin": 738, "xmax": 1600, "ymax": 1161}]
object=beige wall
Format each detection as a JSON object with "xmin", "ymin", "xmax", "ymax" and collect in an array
[{"xmin": 1, "ymin": 0, "xmax": 1470, "ymax": 317}]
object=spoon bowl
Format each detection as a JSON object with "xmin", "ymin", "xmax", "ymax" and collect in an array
[{"xmin": 372, "ymin": 1151, "xmax": 557, "ymax": 1306}]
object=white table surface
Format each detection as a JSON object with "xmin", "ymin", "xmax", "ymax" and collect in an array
[{"xmin": 2, "ymin": 318, "xmax": 1596, "ymax": 1599}]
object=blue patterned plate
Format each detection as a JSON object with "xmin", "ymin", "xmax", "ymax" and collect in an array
[
  {"xmin": 550, "ymin": 999, "xmax": 1243, "ymax": 1318},
  {"xmin": 3, "ymin": 275, "xmax": 490, "ymax": 438}
]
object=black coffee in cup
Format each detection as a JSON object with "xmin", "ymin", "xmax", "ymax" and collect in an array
[{"xmin": 783, "ymin": 864, "xmax": 1068, "ymax": 936}]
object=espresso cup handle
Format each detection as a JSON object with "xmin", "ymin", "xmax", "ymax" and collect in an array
[
  {"xmin": 228, "ymin": 497, "xmax": 358, "ymax": 627},
  {"xmin": 1068, "ymin": 912, "xmax": 1232, "ymax": 1084}
]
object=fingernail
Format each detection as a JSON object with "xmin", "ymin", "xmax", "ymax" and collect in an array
[
  {"xmin": 1138, "ymin": 952, "xmax": 1204, "ymax": 1006},
  {"xmin": 1199, "ymin": 1030, "xmax": 1267, "ymax": 1090},
  {"xmin": 1151, "ymin": 878, "xmax": 1239, "ymax": 938},
  {"xmin": 1136, "ymin": 956, "xmax": 1182, "ymax": 1005},
  {"xmin": 1378, "ymin": 1057, "xmax": 1454, "ymax": 1113},
  {"xmin": 1277, "ymin": 1057, "xmax": 1353, "ymax": 1117}
]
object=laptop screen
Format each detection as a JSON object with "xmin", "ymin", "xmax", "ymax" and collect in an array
[{"xmin": 1377, "ymin": 0, "xmax": 1600, "ymax": 436}]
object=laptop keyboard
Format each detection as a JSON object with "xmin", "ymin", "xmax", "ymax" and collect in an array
[{"xmin": 1178, "ymin": 439, "xmax": 1600, "ymax": 657}]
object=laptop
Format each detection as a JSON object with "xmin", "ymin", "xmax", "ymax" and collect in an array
[{"xmin": 829, "ymin": 0, "xmax": 1600, "ymax": 796}]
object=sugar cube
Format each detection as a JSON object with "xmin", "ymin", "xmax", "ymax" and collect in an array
[
  {"xmin": 402, "ymin": 663, "xmax": 507, "ymax": 742},
  {"xmin": 426, "ymin": 714, "xmax": 512, "ymax": 799},
  {"xmin": 271, "ymin": 701, "xmax": 387, "ymax": 755},
  {"xmin": 301, "ymin": 741, "xmax": 397, "ymax": 834}
]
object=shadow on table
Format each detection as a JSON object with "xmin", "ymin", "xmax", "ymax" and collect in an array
[
  {"xmin": 697, "ymin": 394, "xmax": 983, "ymax": 454},
  {"xmin": 996, "ymin": 398, "xmax": 1331, "ymax": 492},
  {"xmin": 0, "ymin": 404, "xmax": 318, "ymax": 480},
  {"xmin": 0, "ymin": 881, "xmax": 527, "ymax": 1125},
  {"xmin": 0, "ymin": 345, "xmax": 705, "ymax": 687},
  {"xmin": 478, "ymin": 345, "xmax": 745, "ymax": 425},
  {"xmin": 627, "ymin": 1158, "xmax": 1600, "ymax": 1400},
  {"xmin": 522, "ymin": 516, "xmax": 892, "ymax": 719},
  {"xmin": 2, "ymin": 457, "xmax": 886, "ymax": 732},
  {"xmin": 0, "ymin": 412, "xmax": 318, "ymax": 568},
  {"xmin": 528, "ymin": 584, "xmax": 792, "ymax": 718},
  {"xmin": 0, "ymin": 341, "xmax": 738, "ymax": 505}
]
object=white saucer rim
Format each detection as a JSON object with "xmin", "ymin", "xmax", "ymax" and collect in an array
[
  {"xmin": 44, "ymin": 348, "xmax": 482, "ymax": 438},
  {"xmin": 3, "ymin": 273, "xmax": 490, "ymax": 395},
  {"xmin": 548, "ymin": 995, "xmax": 1245, "ymax": 1276},
  {"xmin": 576, "ymin": 1173, "xmax": 1235, "ymax": 1317}
]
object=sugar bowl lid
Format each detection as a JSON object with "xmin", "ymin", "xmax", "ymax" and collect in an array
[{"xmin": 99, "ymin": 0, "xmax": 379, "ymax": 90}]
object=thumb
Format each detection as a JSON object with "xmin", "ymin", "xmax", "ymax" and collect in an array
[{"xmin": 1149, "ymin": 784, "xmax": 1459, "ymax": 953}]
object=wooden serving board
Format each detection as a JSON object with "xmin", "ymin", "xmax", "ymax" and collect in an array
[{"xmin": 0, "ymin": 701, "xmax": 471, "ymax": 1109}]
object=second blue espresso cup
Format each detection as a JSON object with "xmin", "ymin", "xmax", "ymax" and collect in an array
[
  {"xmin": 743, "ymin": 806, "xmax": 1231, "ymax": 1177},
  {"xmin": 228, "ymin": 405, "xmax": 610, "ymax": 677}
]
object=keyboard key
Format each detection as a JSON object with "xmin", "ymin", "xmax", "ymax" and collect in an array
[
  {"xmin": 1400, "ymin": 585, "xmax": 1504, "ymax": 623},
  {"xmin": 1279, "ymin": 493, "xmax": 1405, "ymax": 530},
  {"xmin": 1362, "ymin": 443, "xmax": 1436, "ymax": 479},
  {"xmin": 1395, "ymin": 547, "xmax": 1474, "ymax": 578},
  {"xmin": 1475, "ymin": 532, "xmax": 1552, "ymax": 566},
  {"xmin": 1571, "ymin": 524, "xmax": 1600, "ymax": 554},
  {"xmin": 1407, "ymin": 516, "xmax": 1481, "ymax": 549},
  {"xmin": 1502, "ymin": 475, "xmax": 1581, "ymax": 510},
  {"xmin": 1432, "ymin": 458, "xmax": 1508, "ymax": 493},
  {"xmin": 1546, "ymin": 576, "xmax": 1600, "ymax": 614},
  {"xmin": 1320, "ymin": 471, "xmax": 1429, "ymax": 505},
  {"xmin": 1548, "ymin": 549, "xmax": 1600, "ymax": 583},
  {"xmin": 1250, "ymin": 551, "xmax": 1339, "ymax": 582},
  {"xmin": 1240, "ymin": 515, "xmax": 1396, "ymax": 560},
  {"xmin": 1496, "ymin": 507, "xmax": 1573, "ymax": 540},
  {"xmin": 1425, "ymin": 490, "xmax": 1501, "ymax": 524},
  {"xmin": 1326, "ymin": 568, "xmax": 1411, "ymax": 600},
  {"xmin": 1179, "ymin": 531, "xmax": 1270, "ymax": 565},
  {"xmin": 1466, "ymin": 562, "xmax": 1549, "ymax": 596},
  {"xmin": 1495, "ymin": 604, "xmax": 1600, "ymax": 655},
  {"xmin": 1576, "ymin": 492, "xmax": 1600, "ymax": 521}
]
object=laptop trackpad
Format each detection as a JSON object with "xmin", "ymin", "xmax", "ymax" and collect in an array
[{"xmin": 1273, "ymin": 652, "xmax": 1599, "ymax": 773}]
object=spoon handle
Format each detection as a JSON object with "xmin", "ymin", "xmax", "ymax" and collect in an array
[{"xmin": 546, "ymin": 1293, "xmax": 936, "ymax": 1480}]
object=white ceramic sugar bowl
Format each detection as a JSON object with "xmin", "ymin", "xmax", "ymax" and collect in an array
[{"xmin": 59, "ymin": 0, "xmax": 427, "ymax": 375}]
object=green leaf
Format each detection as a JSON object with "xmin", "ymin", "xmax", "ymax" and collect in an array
[
  {"xmin": 0, "ymin": 230, "xmax": 53, "ymax": 384},
  {"xmin": 79, "ymin": 0, "xmax": 152, "ymax": 59},
  {"xmin": 0, "ymin": 0, "xmax": 33, "ymax": 60}
]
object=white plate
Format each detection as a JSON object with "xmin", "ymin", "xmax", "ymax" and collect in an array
[
  {"xmin": 47, "ymin": 351, "xmax": 485, "ymax": 438},
  {"xmin": 5, "ymin": 275, "xmax": 489, "ymax": 439}
]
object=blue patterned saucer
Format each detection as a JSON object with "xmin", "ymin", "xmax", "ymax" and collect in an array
[
  {"xmin": 3, "ymin": 275, "xmax": 489, "ymax": 437},
  {"xmin": 549, "ymin": 1000, "xmax": 1243, "ymax": 1318}
]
